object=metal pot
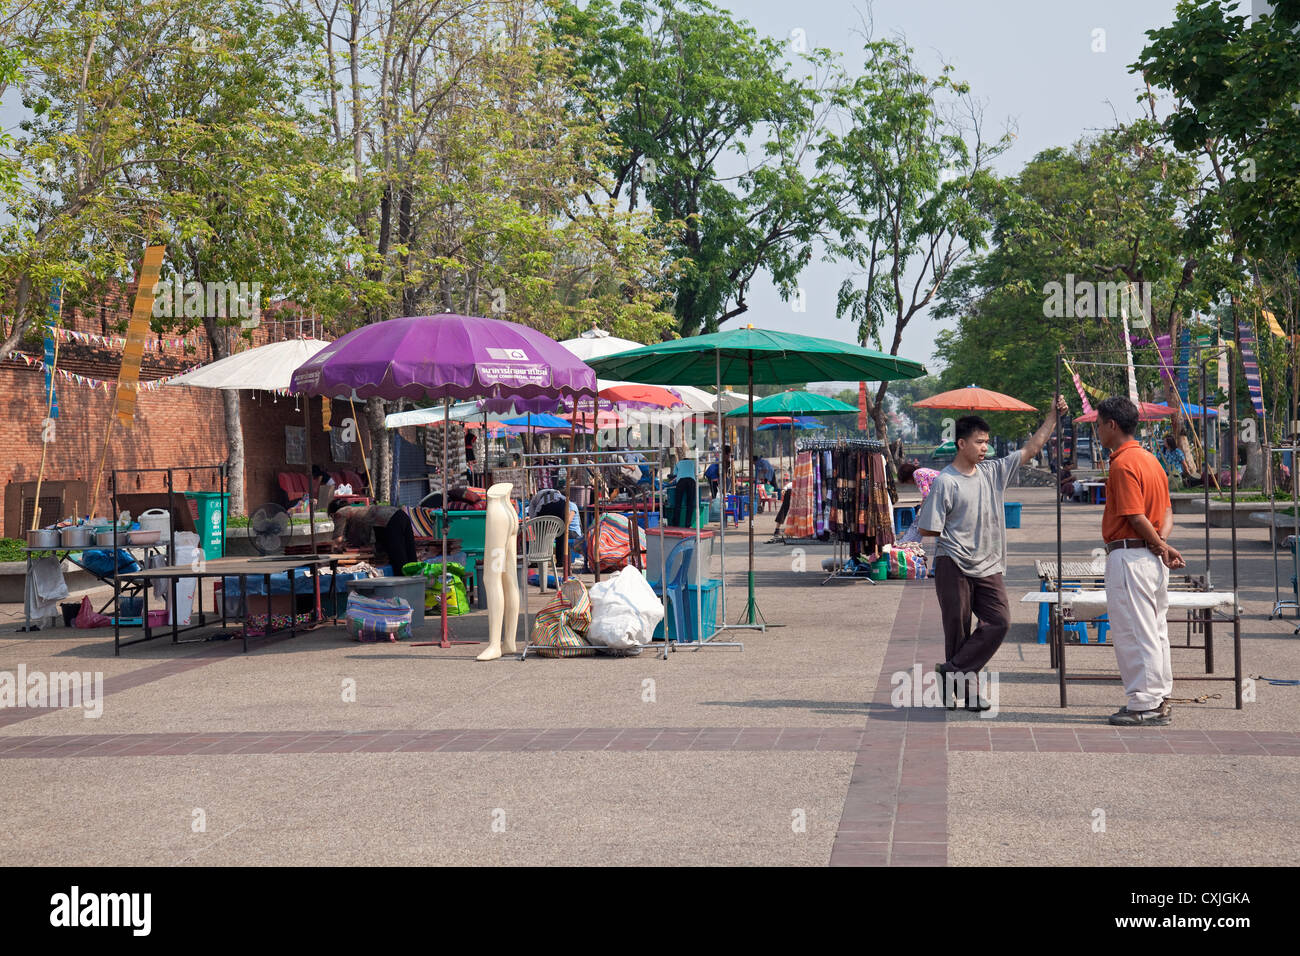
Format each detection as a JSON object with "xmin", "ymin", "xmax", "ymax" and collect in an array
[
  {"xmin": 95, "ymin": 530, "xmax": 119, "ymax": 547},
  {"xmin": 60, "ymin": 526, "xmax": 93, "ymax": 548},
  {"xmin": 26, "ymin": 528, "xmax": 59, "ymax": 549}
]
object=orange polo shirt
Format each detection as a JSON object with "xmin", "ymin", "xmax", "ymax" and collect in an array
[{"xmin": 1102, "ymin": 440, "xmax": 1171, "ymax": 542}]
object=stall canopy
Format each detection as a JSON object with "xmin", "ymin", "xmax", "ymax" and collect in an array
[
  {"xmin": 728, "ymin": 390, "xmax": 858, "ymax": 418},
  {"xmin": 167, "ymin": 338, "xmax": 331, "ymax": 392},
  {"xmin": 1074, "ymin": 402, "xmax": 1174, "ymax": 424},
  {"xmin": 912, "ymin": 385, "xmax": 1036, "ymax": 412},
  {"xmin": 589, "ymin": 327, "xmax": 926, "ymax": 630}
]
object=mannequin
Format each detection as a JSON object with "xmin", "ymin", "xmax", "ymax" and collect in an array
[{"xmin": 477, "ymin": 482, "xmax": 520, "ymax": 661}]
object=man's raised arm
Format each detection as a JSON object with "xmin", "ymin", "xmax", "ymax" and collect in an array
[{"xmin": 1021, "ymin": 395, "xmax": 1070, "ymax": 466}]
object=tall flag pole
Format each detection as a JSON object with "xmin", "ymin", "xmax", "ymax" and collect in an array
[{"xmin": 114, "ymin": 244, "xmax": 166, "ymax": 427}]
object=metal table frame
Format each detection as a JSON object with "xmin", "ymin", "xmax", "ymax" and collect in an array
[{"xmin": 113, "ymin": 555, "xmax": 340, "ymax": 655}]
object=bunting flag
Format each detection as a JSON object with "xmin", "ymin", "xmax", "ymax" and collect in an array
[
  {"xmin": 1081, "ymin": 380, "xmax": 1108, "ymax": 401},
  {"xmin": 858, "ymin": 381, "xmax": 867, "ymax": 432},
  {"xmin": 1237, "ymin": 318, "xmax": 1266, "ymax": 418},
  {"xmin": 322, "ymin": 396, "xmax": 332, "ymax": 431},
  {"xmin": 1062, "ymin": 359, "xmax": 1094, "ymax": 416},
  {"xmin": 52, "ymin": 327, "xmax": 198, "ymax": 351},
  {"xmin": 115, "ymin": 245, "xmax": 166, "ymax": 427},
  {"xmin": 44, "ymin": 279, "xmax": 62, "ymax": 419},
  {"xmin": 11, "ymin": 351, "xmax": 201, "ymax": 391}
]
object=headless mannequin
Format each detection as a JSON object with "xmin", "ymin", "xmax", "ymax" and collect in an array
[{"xmin": 477, "ymin": 483, "xmax": 520, "ymax": 661}]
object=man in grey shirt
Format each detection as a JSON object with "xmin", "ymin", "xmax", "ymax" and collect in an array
[{"xmin": 918, "ymin": 397, "xmax": 1067, "ymax": 708}]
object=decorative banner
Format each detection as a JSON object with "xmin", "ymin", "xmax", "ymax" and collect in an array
[
  {"xmin": 1237, "ymin": 319, "xmax": 1266, "ymax": 418},
  {"xmin": 1217, "ymin": 334, "xmax": 1230, "ymax": 415},
  {"xmin": 322, "ymin": 396, "xmax": 332, "ymax": 431},
  {"xmin": 858, "ymin": 381, "xmax": 867, "ymax": 432},
  {"xmin": 44, "ymin": 278, "xmax": 62, "ymax": 419},
  {"xmin": 1178, "ymin": 327, "xmax": 1191, "ymax": 405},
  {"xmin": 1264, "ymin": 308, "xmax": 1286, "ymax": 338},
  {"xmin": 1063, "ymin": 359, "xmax": 1094, "ymax": 416},
  {"xmin": 114, "ymin": 245, "xmax": 166, "ymax": 427},
  {"xmin": 1120, "ymin": 310, "xmax": 1140, "ymax": 404}
]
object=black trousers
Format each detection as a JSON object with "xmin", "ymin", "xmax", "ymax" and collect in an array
[{"xmin": 933, "ymin": 555, "xmax": 1010, "ymax": 673}]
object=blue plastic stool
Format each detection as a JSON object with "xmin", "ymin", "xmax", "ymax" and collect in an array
[
  {"xmin": 894, "ymin": 506, "xmax": 917, "ymax": 534},
  {"xmin": 1062, "ymin": 620, "xmax": 1090, "ymax": 643},
  {"xmin": 1094, "ymin": 613, "xmax": 1109, "ymax": 643}
]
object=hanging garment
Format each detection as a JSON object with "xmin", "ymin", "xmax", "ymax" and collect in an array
[{"xmin": 787, "ymin": 451, "xmax": 815, "ymax": 539}]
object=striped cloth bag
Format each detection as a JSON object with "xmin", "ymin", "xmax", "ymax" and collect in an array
[
  {"xmin": 530, "ymin": 578, "xmax": 595, "ymax": 657},
  {"xmin": 584, "ymin": 512, "xmax": 646, "ymax": 572},
  {"xmin": 345, "ymin": 592, "xmax": 413, "ymax": 643}
]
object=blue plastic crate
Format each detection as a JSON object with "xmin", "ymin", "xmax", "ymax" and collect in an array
[{"xmin": 652, "ymin": 579, "xmax": 720, "ymax": 643}]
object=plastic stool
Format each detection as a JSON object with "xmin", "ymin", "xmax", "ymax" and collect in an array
[
  {"xmin": 1094, "ymin": 613, "xmax": 1109, "ymax": 643},
  {"xmin": 1062, "ymin": 620, "xmax": 1090, "ymax": 643},
  {"xmin": 894, "ymin": 506, "xmax": 917, "ymax": 534}
]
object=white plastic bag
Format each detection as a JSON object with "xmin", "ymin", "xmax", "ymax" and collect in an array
[{"xmin": 586, "ymin": 566, "xmax": 665, "ymax": 649}]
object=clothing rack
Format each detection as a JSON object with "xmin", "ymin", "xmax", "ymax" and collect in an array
[{"xmin": 791, "ymin": 438, "xmax": 894, "ymax": 585}]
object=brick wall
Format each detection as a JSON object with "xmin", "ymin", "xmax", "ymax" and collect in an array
[{"xmin": 2, "ymin": 278, "xmax": 350, "ymax": 533}]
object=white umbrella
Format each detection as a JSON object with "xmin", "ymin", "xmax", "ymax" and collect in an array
[{"xmin": 166, "ymin": 338, "xmax": 331, "ymax": 391}]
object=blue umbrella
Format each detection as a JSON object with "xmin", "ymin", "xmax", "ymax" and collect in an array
[{"xmin": 501, "ymin": 412, "xmax": 572, "ymax": 431}]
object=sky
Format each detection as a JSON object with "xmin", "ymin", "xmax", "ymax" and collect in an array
[{"xmin": 720, "ymin": 0, "xmax": 1186, "ymax": 379}]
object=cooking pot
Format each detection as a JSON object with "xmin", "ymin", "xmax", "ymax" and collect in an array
[
  {"xmin": 26, "ymin": 528, "xmax": 60, "ymax": 549},
  {"xmin": 95, "ymin": 530, "xmax": 120, "ymax": 547},
  {"xmin": 60, "ymin": 526, "xmax": 93, "ymax": 548}
]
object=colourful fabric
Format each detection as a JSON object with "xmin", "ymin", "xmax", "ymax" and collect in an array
[
  {"xmin": 530, "ymin": 578, "xmax": 594, "ymax": 657},
  {"xmin": 405, "ymin": 506, "xmax": 440, "ymax": 539},
  {"xmin": 786, "ymin": 452, "xmax": 815, "ymax": 539},
  {"xmin": 584, "ymin": 512, "xmax": 647, "ymax": 572}
]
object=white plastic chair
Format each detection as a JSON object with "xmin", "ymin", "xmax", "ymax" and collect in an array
[{"xmin": 520, "ymin": 515, "xmax": 564, "ymax": 593}]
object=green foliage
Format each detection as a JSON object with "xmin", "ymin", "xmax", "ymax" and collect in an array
[{"xmin": 552, "ymin": 0, "xmax": 838, "ymax": 335}]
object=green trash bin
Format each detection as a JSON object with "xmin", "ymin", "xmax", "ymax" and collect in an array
[{"xmin": 184, "ymin": 492, "xmax": 229, "ymax": 561}]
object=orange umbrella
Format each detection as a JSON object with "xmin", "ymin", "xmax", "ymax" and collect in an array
[
  {"xmin": 597, "ymin": 382, "xmax": 683, "ymax": 409},
  {"xmin": 913, "ymin": 385, "xmax": 1036, "ymax": 412}
]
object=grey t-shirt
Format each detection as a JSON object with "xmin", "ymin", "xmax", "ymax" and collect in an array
[{"xmin": 917, "ymin": 453, "xmax": 1020, "ymax": 578}]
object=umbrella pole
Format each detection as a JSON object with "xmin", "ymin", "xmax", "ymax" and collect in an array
[
  {"xmin": 708, "ymin": 353, "xmax": 753, "ymax": 643},
  {"xmin": 414, "ymin": 398, "xmax": 475, "ymax": 648},
  {"xmin": 740, "ymin": 355, "xmax": 765, "ymax": 628}
]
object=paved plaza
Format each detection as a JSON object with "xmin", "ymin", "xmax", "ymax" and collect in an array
[{"xmin": 1, "ymin": 486, "xmax": 1296, "ymax": 866}]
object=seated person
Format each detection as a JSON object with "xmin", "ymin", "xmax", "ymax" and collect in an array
[
  {"xmin": 1160, "ymin": 434, "xmax": 1203, "ymax": 487},
  {"xmin": 312, "ymin": 465, "xmax": 336, "ymax": 511},
  {"xmin": 754, "ymin": 456, "xmax": 776, "ymax": 486},
  {"xmin": 1056, "ymin": 465, "xmax": 1084, "ymax": 501}
]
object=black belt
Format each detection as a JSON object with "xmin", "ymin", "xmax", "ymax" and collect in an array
[{"xmin": 1105, "ymin": 538, "xmax": 1150, "ymax": 553}]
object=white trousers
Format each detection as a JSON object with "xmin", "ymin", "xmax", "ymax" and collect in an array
[{"xmin": 1105, "ymin": 548, "xmax": 1172, "ymax": 711}]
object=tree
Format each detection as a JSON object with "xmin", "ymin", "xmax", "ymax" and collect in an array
[
  {"xmin": 1137, "ymin": 0, "xmax": 1300, "ymax": 483},
  {"xmin": 310, "ymin": 0, "xmax": 673, "ymax": 497},
  {"xmin": 551, "ymin": 0, "xmax": 839, "ymax": 335},
  {"xmin": 819, "ymin": 36, "xmax": 1010, "ymax": 441}
]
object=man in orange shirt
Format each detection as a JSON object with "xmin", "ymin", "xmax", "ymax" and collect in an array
[{"xmin": 1095, "ymin": 397, "xmax": 1186, "ymax": 726}]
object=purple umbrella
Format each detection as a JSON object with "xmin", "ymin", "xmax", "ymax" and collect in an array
[
  {"xmin": 289, "ymin": 314, "xmax": 597, "ymax": 653},
  {"xmin": 289, "ymin": 314, "xmax": 598, "ymax": 403}
]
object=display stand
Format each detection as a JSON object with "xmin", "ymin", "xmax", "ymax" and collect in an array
[
  {"xmin": 791, "ymin": 437, "xmax": 891, "ymax": 586},
  {"xmin": 1047, "ymin": 350, "xmax": 1243, "ymax": 708}
]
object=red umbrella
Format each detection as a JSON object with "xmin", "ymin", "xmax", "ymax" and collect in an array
[
  {"xmin": 597, "ymin": 383, "xmax": 683, "ymax": 409},
  {"xmin": 1074, "ymin": 402, "xmax": 1174, "ymax": 424},
  {"xmin": 913, "ymin": 385, "xmax": 1036, "ymax": 412}
]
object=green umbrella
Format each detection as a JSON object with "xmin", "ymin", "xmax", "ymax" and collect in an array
[
  {"xmin": 588, "ymin": 327, "xmax": 926, "ymax": 632},
  {"xmin": 724, "ymin": 389, "xmax": 860, "ymax": 417}
]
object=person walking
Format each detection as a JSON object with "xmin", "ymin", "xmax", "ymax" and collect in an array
[
  {"xmin": 918, "ymin": 396, "xmax": 1069, "ymax": 709},
  {"xmin": 1095, "ymin": 397, "xmax": 1185, "ymax": 726}
]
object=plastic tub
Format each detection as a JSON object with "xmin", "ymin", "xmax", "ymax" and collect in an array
[{"xmin": 1004, "ymin": 502, "xmax": 1022, "ymax": 529}]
